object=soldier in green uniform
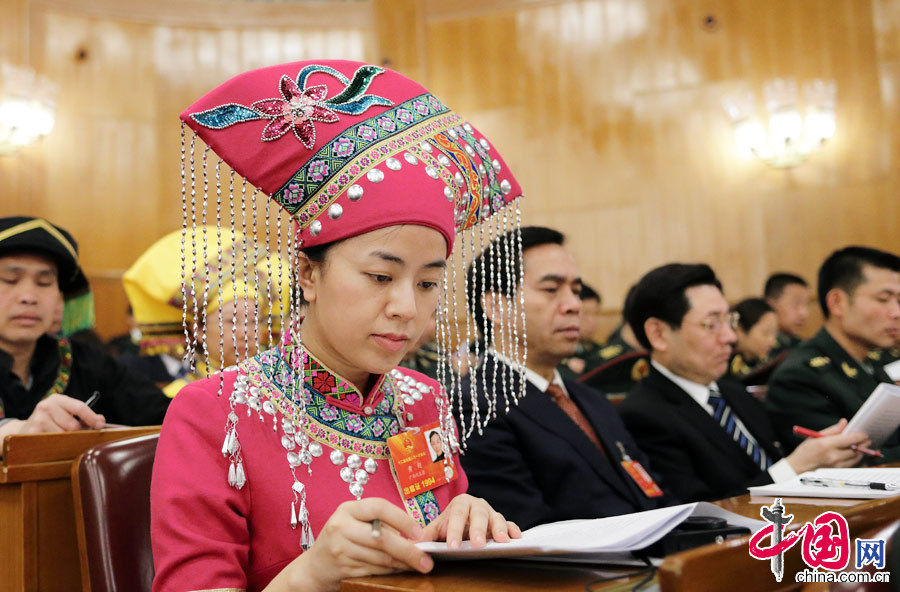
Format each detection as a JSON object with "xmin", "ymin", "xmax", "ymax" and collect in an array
[
  {"xmin": 576, "ymin": 285, "xmax": 650, "ymax": 395},
  {"xmin": 767, "ymin": 246, "xmax": 900, "ymax": 461},
  {"xmin": 765, "ymin": 272, "xmax": 812, "ymax": 358}
]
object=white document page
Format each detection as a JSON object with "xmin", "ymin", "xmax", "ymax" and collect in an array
[
  {"xmin": 844, "ymin": 383, "xmax": 900, "ymax": 447},
  {"xmin": 883, "ymin": 359, "xmax": 900, "ymax": 382},
  {"xmin": 417, "ymin": 502, "xmax": 763, "ymax": 559},
  {"xmin": 748, "ymin": 468, "xmax": 900, "ymax": 499}
]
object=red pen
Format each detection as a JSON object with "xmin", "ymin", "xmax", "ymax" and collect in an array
[{"xmin": 792, "ymin": 425, "xmax": 883, "ymax": 458}]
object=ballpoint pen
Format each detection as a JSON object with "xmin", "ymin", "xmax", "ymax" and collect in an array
[
  {"xmin": 799, "ymin": 476, "xmax": 897, "ymax": 490},
  {"xmin": 792, "ymin": 425, "xmax": 883, "ymax": 458}
]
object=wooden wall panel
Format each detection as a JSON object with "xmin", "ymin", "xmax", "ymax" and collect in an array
[
  {"xmin": 1, "ymin": 0, "xmax": 372, "ymax": 338},
  {"xmin": 424, "ymin": 0, "xmax": 900, "ymax": 322},
  {"xmin": 2, "ymin": 0, "xmax": 899, "ymax": 341}
]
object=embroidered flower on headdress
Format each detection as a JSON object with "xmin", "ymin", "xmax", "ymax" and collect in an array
[
  {"xmin": 252, "ymin": 78, "xmax": 339, "ymax": 148},
  {"xmin": 189, "ymin": 64, "xmax": 393, "ymax": 151}
]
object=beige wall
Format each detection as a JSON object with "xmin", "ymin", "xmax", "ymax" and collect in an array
[{"xmin": 2, "ymin": 0, "xmax": 898, "ymax": 339}]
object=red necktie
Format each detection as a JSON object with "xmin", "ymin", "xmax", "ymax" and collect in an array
[{"xmin": 545, "ymin": 383, "xmax": 607, "ymax": 457}]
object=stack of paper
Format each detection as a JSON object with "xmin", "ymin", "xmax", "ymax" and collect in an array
[
  {"xmin": 417, "ymin": 502, "xmax": 763, "ymax": 560},
  {"xmin": 748, "ymin": 468, "xmax": 900, "ymax": 499}
]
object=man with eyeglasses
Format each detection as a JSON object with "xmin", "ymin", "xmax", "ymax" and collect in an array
[
  {"xmin": 766, "ymin": 246, "xmax": 900, "ymax": 461},
  {"xmin": 618, "ymin": 263, "xmax": 868, "ymax": 502}
]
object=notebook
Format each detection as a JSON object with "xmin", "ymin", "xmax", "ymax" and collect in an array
[
  {"xmin": 748, "ymin": 468, "xmax": 900, "ymax": 499},
  {"xmin": 416, "ymin": 502, "xmax": 763, "ymax": 561}
]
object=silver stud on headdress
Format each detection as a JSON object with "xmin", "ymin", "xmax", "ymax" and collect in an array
[
  {"xmin": 366, "ymin": 168, "xmax": 384, "ymax": 183},
  {"xmin": 347, "ymin": 184, "xmax": 364, "ymax": 201}
]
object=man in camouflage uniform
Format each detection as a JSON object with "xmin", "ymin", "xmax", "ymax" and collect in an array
[{"xmin": 766, "ymin": 246, "xmax": 900, "ymax": 461}]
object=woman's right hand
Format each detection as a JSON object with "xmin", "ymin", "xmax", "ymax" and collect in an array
[{"xmin": 266, "ymin": 497, "xmax": 434, "ymax": 592}]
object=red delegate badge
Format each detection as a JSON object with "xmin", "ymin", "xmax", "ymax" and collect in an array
[
  {"xmin": 387, "ymin": 421, "xmax": 457, "ymax": 499},
  {"xmin": 621, "ymin": 459, "xmax": 664, "ymax": 497}
]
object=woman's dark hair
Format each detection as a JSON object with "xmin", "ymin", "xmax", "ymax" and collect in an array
[
  {"xmin": 731, "ymin": 297, "xmax": 774, "ymax": 332},
  {"xmin": 297, "ymin": 241, "xmax": 334, "ymax": 306},
  {"xmin": 626, "ymin": 263, "xmax": 722, "ymax": 350}
]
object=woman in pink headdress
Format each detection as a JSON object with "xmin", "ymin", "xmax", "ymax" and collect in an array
[{"xmin": 151, "ymin": 60, "xmax": 528, "ymax": 592}]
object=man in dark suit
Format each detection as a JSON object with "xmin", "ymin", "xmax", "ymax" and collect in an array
[
  {"xmin": 619, "ymin": 263, "xmax": 867, "ymax": 503},
  {"xmin": 767, "ymin": 246, "xmax": 900, "ymax": 461},
  {"xmin": 457, "ymin": 227, "xmax": 668, "ymax": 530}
]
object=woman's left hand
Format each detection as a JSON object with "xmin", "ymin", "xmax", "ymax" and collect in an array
[{"xmin": 421, "ymin": 493, "xmax": 522, "ymax": 549}]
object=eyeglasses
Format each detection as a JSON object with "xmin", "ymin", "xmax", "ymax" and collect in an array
[{"xmin": 696, "ymin": 311, "xmax": 740, "ymax": 332}]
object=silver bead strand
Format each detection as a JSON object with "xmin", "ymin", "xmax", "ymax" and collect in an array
[
  {"xmin": 276, "ymin": 208, "xmax": 285, "ymax": 348},
  {"xmin": 477, "ymin": 220, "xmax": 490, "ymax": 433},
  {"xmin": 498, "ymin": 210, "xmax": 511, "ymax": 414},
  {"xmin": 239, "ymin": 175, "xmax": 250, "ymax": 362},
  {"xmin": 180, "ymin": 126, "xmax": 192, "ymax": 364},
  {"xmin": 249, "ymin": 181, "xmax": 260, "ymax": 357},
  {"xmin": 187, "ymin": 134, "xmax": 199, "ymax": 371},
  {"xmin": 228, "ymin": 168, "xmax": 240, "ymax": 369},
  {"xmin": 486, "ymin": 212, "xmax": 498, "ymax": 421},
  {"xmin": 515, "ymin": 199, "xmax": 527, "ymax": 404},
  {"xmin": 215, "ymin": 160, "xmax": 226, "ymax": 396},
  {"xmin": 465, "ymin": 223, "xmax": 480, "ymax": 440},
  {"xmin": 200, "ymin": 148, "xmax": 211, "ymax": 369},
  {"xmin": 264, "ymin": 197, "xmax": 274, "ymax": 348}
]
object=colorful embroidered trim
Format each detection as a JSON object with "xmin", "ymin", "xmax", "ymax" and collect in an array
[
  {"xmin": 273, "ymin": 95, "xmax": 457, "ymax": 222},
  {"xmin": 47, "ymin": 338, "xmax": 73, "ymax": 396}
]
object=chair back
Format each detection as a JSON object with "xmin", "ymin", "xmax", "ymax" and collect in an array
[{"xmin": 72, "ymin": 433, "xmax": 159, "ymax": 592}]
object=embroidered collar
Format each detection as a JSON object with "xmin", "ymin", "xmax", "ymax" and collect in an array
[{"xmin": 289, "ymin": 343, "xmax": 387, "ymax": 414}]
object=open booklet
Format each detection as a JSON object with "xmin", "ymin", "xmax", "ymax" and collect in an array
[
  {"xmin": 417, "ymin": 502, "xmax": 763, "ymax": 560},
  {"xmin": 844, "ymin": 382, "xmax": 900, "ymax": 447},
  {"xmin": 748, "ymin": 468, "xmax": 900, "ymax": 499}
]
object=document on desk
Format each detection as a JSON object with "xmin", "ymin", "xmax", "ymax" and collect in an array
[
  {"xmin": 748, "ymin": 468, "xmax": 900, "ymax": 499},
  {"xmin": 417, "ymin": 502, "xmax": 763, "ymax": 560},
  {"xmin": 844, "ymin": 382, "xmax": 900, "ymax": 447}
]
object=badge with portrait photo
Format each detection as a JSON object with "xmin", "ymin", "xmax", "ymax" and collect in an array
[{"xmin": 387, "ymin": 421, "xmax": 457, "ymax": 499}]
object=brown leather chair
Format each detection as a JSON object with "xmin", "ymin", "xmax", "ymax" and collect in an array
[{"xmin": 72, "ymin": 433, "xmax": 159, "ymax": 592}]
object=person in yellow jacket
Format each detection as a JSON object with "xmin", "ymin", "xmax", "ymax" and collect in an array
[{"xmin": 122, "ymin": 226, "xmax": 290, "ymax": 397}]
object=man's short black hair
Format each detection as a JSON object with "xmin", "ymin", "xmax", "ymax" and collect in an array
[
  {"xmin": 626, "ymin": 263, "xmax": 722, "ymax": 350},
  {"xmin": 731, "ymin": 297, "xmax": 774, "ymax": 332},
  {"xmin": 467, "ymin": 226, "xmax": 564, "ymax": 329},
  {"xmin": 764, "ymin": 273, "xmax": 808, "ymax": 300},
  {"xmin": 817, "ymin": 246, "xmax": 900, "ymax": 318},
  {"xmin": 580, "ymin": 283, "xmax": 600, "ymax": 303}
]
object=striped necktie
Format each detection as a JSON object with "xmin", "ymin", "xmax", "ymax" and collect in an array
[{"xmin": 707, "ymin": 386, "xmax": 772, "ymax": 471}]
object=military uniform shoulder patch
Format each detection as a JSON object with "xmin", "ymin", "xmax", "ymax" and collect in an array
[
  {"xmin": 730, "ymin": 355, "xmax": 749, "ymax": 376},
  {"xmin": 808, "ymin": 356, "xmax": 830, "ymax": 369},
  {"xmin": 867, "ymin": 350, "xmax": 882, "ymax": 362},
  {"xmin": 631, "ymin": 358, "xmax": 650, "ymax": 381},
  {"xmin": 600, "ymin": 344, "xmax": 623, "ymax": 360},
  {"xmin": 841, "ymin": 361, "xmax": 858, "ymax": 378}
]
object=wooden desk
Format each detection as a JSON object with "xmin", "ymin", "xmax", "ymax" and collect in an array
[
  {"xmin": 0, "ymin": 427, "xmax": 160, "ymax": 592},
  {"xmin": 340, "ymin": 494, "xmax": 900, "ymax": 592}
]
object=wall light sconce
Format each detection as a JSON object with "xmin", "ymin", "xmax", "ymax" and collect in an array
[
  {"xmin": 0, "ymin": 63, "xmax": 58, "ymax": 155},
  {"xmin": 722, "ymin": 78, "xmax": 836, "ymax": 169}
]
